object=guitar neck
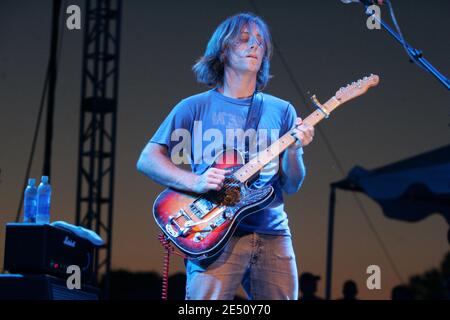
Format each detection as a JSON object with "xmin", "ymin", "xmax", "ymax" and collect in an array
[{"xmin": 233, "ymin": 96, "xmax": 341, "ymax": 183}]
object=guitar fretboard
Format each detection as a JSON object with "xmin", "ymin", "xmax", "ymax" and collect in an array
[{"xmin": 233, "ymin": 97, "xmax": 340, "ymax": 183}]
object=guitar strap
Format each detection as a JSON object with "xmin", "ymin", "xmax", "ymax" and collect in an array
[{"xmin": 243, "ymin": 91, "xmax": 264, "ymax": 164}]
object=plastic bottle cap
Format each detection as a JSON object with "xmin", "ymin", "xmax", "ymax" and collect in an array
[
  {"xmin": 41, "ymin": 176, "xmax": 49, "ymax": 183},
  {"xmin": 28, "ymin": 178, "xmax": 36, "ymax": 185}
]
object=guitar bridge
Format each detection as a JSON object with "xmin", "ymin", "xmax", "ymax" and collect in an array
[{"xmin": 165, "ymin": 209, "xmax": 192, "ymax": 238}]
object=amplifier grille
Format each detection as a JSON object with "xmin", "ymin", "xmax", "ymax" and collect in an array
[{"xmin": 51, "ymin": 283, "xmax": 99, "ymax": 300}]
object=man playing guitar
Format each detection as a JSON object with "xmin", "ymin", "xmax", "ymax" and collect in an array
[{"xmin": 137, "ymin": 12, "xmax": 314, "ymax": 300}]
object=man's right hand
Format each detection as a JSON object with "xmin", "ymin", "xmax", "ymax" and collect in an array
[{"xmin": 192, "ymin": 167, "xmax": 228, "ymax": 193}]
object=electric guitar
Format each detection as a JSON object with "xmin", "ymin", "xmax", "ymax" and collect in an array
[{"xmin": 153, "ymin": 74, "xmax": 380, "ymax": 259}]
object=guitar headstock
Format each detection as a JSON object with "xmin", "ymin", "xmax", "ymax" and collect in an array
[{"xmin": 335, "ymin": 74, "xmax": 379, "ymax": 104}]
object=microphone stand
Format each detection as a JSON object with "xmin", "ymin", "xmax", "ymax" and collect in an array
[{"xmin": 363, "ymin": 3, "xmax": 450, "ymax": 91}]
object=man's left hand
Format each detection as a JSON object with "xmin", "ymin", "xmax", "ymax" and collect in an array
[{"xmin": 290, "ymin": 117, "xmax": 314, "ymax": 149}]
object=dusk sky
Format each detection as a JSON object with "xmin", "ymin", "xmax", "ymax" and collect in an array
[{"xmin": 0, "ymin": 0, "xmax": 449, "ymax": 299}]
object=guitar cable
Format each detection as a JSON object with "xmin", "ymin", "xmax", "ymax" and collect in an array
[{"xmin": 157, "ymin": 233, "xmax": 189, "ymax": 300}]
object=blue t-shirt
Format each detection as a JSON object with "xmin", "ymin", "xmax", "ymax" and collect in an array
[{"xmin": 150, "ymin": 88, "xmax": 303, "ymax": 236}]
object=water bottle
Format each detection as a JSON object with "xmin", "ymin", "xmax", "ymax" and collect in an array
[
  {"xmin": 23, "ymin": 178, "xmax": 37, "ymax": 223},
  {"xmin": 36, "ymin": 176, "xmax": 52, "ymax": 224}
]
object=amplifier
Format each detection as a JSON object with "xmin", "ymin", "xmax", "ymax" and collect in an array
[
  {"xmin": 0, "ymin": 274, "xmax": 100, "ymax": 300},
  {"xmin": 4, "ymin": 223, "xmax": 95, "ymax": 282}
]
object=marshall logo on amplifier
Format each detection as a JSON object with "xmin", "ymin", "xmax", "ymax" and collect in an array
[{"xmin": 3, "ymin": 223, "xmax": 96, "ymax": 283}]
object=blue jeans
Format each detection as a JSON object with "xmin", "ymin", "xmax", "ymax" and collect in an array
[{"xmin": 185, "ymin": 232, "xmax": 298, "ymax": 300}]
